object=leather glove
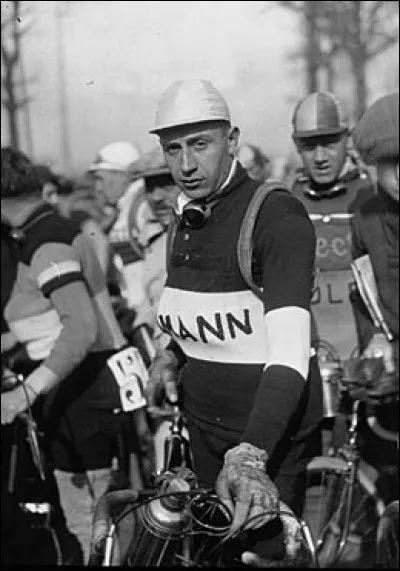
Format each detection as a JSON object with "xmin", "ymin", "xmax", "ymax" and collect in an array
[
  {"xmin": 364, "ymin": 333, "xmax": 396, "ymax": 374},
  {"xmin": 145, "ymin": 349, "xmax": 179, "ymax": 414},
  {"xmin": 241, "ymin": 500, "xmax": 308, "ymax": 567},
  {"xmin": 215, "ymin": 442, "xmax": 279, "ymax": 532}
]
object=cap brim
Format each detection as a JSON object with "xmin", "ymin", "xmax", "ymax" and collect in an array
[
  {"xmin": 149, "ymin": 116, "xmax": 231, "ymax": 134},
  {"xmin": 87, "ymin": 161, "xmax": 127, "ymax": 172},
  {"xmin": 293, "ymin": 126, "xmax": 348, "ymax": 140}
]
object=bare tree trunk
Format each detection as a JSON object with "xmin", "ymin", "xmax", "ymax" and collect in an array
[
  {"xmin": 56, "ymin": 2, "xmax": 72, "ymax": 173},
  {"xmin": 349, "ymin": 1, "xmax": 368, "ymax": 120},
  {"xmin": 19, "ymin": 43, "xmax": 34, "ymax": 157},
  {"xmin": 304, "ymin": 1, "xmax": 321, "ymax": 92},
  {"xmin": 3, "ymin": 64, "xmax": 19, "ymax": 150},
  {"xmin": 1, "ymin": 0, "xmax": 21, "ymax": 149}
]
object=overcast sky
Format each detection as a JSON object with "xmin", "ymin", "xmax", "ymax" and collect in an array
[{"xmin": 1, "ymin": 1, "xmax": 398, "ymax": 174}]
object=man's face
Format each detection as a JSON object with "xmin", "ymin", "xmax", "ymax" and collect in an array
[
  {"xmin": 159, "ymin": 121, "xmax": 239, "ymax": 200},
  {"xmin": 295, "ymin": 133, "xmax": 348, "ymax": 186},
  {"xmin": 91, "ymin": 169, "xmax": 130, "ymax": 206},
  {"xmin": 147, "ymin": 178, "xmax": 180, "ymax": 226},
  {"xmin": 376, "ymin": 159, "xmax": 399, "ymax": 202}
]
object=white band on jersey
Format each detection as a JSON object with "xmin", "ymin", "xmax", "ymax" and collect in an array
[{"xmin": 263, "ymin": 306, "xmax": 311, "ymax": 379}]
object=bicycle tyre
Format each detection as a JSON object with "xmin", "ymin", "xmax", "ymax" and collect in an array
[
  {"xmin": 303, "ymin": 456, "xmax": 385, "ymax": 568},
  {"xmin": 375, "ymin": 500, "xmax": 399, "ymax": 569}
]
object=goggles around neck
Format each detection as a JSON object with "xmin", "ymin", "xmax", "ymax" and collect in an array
[
  {"xmin": 303, "ymin": 182, "xmax": 348, "ymax": 200},
  {"xmin": 298, "ymin": 164, "xmax": 364, "ymax": 200},
  {"xmin": 175, "ymin": 196, "xmax": 222, "ymax": 230}
]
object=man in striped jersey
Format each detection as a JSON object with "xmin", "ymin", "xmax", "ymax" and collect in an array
[
  {"xmin": 0, "ymin": 148, "xmax": 152, "ymax": 563},
  {"xmin": 146, "ymin": 79, "xmax": 323, "ymax": 564}
]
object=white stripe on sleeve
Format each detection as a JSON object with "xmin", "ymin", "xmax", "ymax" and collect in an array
[
  {"xmin": 37, "ymin": 260, "xmax": 81, "ymax": 288},
  {"xmin": 263, "ymin": 306, "xmax": 311, "ymax": 379}
]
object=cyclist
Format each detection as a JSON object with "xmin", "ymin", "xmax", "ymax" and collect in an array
[
  {"xmin": 351, "ymin": 92, "xmax": 398, "ymax": 371},
  {"xmin": 87, "ymin": 141, "xmax": 166, "ymax": 332},
  {"xmin": 36, "ymin": 165, "xmax": 112, "ymax": 278},
  {"xmin": 290, "ymin": 92, "xmax": 376, "ymax": 455},
  {"xmin": 146, "ymin": 78, "xmax": 323, "ymax": 565},
  {"xmin": 0, "ymin": 148, "xmax": 152, "ymax": 563},
  {"xmin": 291, "ymin": 91, "xmax": 375, "ymax": 363},
  {"xmin": 351, "ymin": 92, "xmax": 399, "ymax": 504}
]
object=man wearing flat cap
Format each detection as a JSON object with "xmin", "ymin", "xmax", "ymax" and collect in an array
[
  {"xmin": 351, "ymin": 92, "xmax": 399, "ymax": 373},
  {"xmin": 351, "ymin": 92, "xmax": 399, "ymax": 507}
]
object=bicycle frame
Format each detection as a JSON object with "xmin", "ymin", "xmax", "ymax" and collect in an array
[
  {"xmin": 315, "ymin": 400, "xmax": 362, "ymax": 565},
  {"xmin": 2, "ymin": 373, "xmax": 63, "ymax": 565},
  {"xmin": 312, "ymin": 393, "xmax": 398, "ymax": 568}
]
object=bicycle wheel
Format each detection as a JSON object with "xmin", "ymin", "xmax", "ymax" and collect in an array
[
  {"xmin": 302, "ymin": 456, "xmax": 385, "ymax": 568},
  {"xmin": 375, "ymin": 500, "xmax": 399, "ymax": 569}
]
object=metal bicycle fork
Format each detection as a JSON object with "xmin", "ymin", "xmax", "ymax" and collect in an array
[{"xmin": 316, "ymin": 400, "xmax": 362, "ymax": 566}]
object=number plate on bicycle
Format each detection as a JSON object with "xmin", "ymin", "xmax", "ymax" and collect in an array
[{"xmin": 107, "ymin": 347, "xmax": 149, "ymax": 412}]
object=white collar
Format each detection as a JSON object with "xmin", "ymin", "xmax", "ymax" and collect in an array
[{"xmin": 176, "ymin": 158, "xmax": 238, "ymax": 215}]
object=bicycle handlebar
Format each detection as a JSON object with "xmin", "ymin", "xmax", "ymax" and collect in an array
[{"xmin": 88, "ymin": 483, "xmax": 317, "ymax": 567}]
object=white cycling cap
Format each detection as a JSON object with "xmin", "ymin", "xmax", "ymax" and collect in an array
[
  {"xmin": 88, "ymin": 141, "xmax": 141, "ymax": 172},
  {"xmin": 150, "ymin": 79, "xmax": 231, "ymax": 134}
]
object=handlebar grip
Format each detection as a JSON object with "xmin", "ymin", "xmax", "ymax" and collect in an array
[{"xmin": 89, "ymin": 488, "xmax": 155, "ymax": 562}]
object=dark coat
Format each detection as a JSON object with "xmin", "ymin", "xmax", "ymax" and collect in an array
[{"xmin": 351, "ymin": 187, "xmax": 399, "ymax": 358}]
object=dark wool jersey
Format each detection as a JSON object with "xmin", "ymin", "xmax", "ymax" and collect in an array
[
  {"xmin": 291, "ymin": 164, "xmax": 375, "ymax": 360},
  {"xmin": 157, "ymin": 164, "xmax": 322, "ymax": 458}
]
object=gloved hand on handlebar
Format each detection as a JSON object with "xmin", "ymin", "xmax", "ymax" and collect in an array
[
  {"xmin": 1, "ymin": 383, "xmax": 35, "ymax": 425},
  {"xmin": 145, "ymin": 349, "xmax": 180, "ymax": 414},
  {"xmin": 364, "ymin": 333, "xmax": 397, "ymax": 374},
  {"xmin": 215, "ymin": 442, "xmax": 279, "ymax": 533},
  {"xmin": 241, "ymin": 502, "xmax": 308, "ymax": 567}
]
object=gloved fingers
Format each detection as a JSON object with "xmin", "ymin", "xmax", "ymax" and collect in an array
[
  {"xmin": 243, "ymin": 493, "xmax": 279, "ymax": 531},
  {"xmin": 282, "ymin": 525, "xmax": 303, "ymax": 561},
  {"xmin": 279, "ymin": 502, "xmax": 303, "ymax": 560},
  {"xmin": 215, "ymin": 473, "xmax": 235, "ymax": 523},
  {"xmin": 241, "ymin": 551, "xmax": 273, "ymax": 567},
  {"xmin": 146, "ymin": 365, "xmax": 177, "ymax": 408},
  {"xmin": 231, "ymin": 493, "xmax": 252, "ymax": 532},
  {"xmin": 165, "ymin": 379, "xmax": 179, "ymax": 404},
  {"xmin": 382, "ymin": 351, "xmax": 396, "ymax": 374},
  {"xmin": 144, "ymin": 379, "xmax": 157, "ymax": 408}
]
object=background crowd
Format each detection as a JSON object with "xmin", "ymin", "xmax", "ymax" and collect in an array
[
  {"xmin": 1, "ymin": 85, "xmax": 398, "ymax": 567},
  {"xmin": 0, "ymin": 1, "xmax": 398, "ymax": 568}
]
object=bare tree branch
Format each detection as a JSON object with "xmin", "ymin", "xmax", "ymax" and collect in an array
[
  {"xmin": 276, "ymin": 0, "xmax": 303, "ymax": 12},
  {"xmin": 277, "ymin": 0, "xmax": 398, "ymax": 117},
  {"xmin": 367, "ymin": 33, "xmax": 399, "ymax": 58},
  {"xmin": 15, "ymin": 20, "xmax": 36, "ymax": 38},
  {"xmin": 1, "ymin": 0, "xmax": 37, "ymax": 150}
]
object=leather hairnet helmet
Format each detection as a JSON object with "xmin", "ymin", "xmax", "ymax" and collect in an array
[
  {"xmin": 292, "ymin": 92, "xmax": 348, "ymax": 140},
  {"xmin": 150, "ymin": 79, "xmax": 231, "ymax": 134}
]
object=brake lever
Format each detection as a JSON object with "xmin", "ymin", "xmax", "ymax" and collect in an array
[{"xmin": 19, "ymin": 412, "xmax": 46, "ymax": 481}]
